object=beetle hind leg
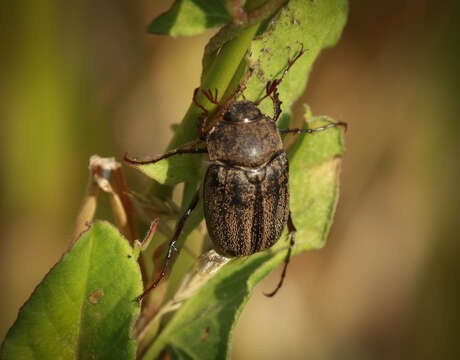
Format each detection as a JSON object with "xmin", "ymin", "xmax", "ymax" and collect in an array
[
  {"xmin": 136, "ymin": 191, "xmax": 201, "ymax": 302},
  {"xmin": 280, "ymin": 120, "xmax": 348, "ymax": 135},
  {"xmin": 264, "ymin": 211, "xmax": 296, "ymax": 298}
]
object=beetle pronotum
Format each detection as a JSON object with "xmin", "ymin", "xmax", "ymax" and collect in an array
[{"xmin": 126, "ymin": 47, "xmax": 346, "ymax": 302}]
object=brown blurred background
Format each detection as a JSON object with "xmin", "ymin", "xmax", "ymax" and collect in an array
[{"xmin": 1, "ymin": 1, "xmax": 459, "ymax": 359}]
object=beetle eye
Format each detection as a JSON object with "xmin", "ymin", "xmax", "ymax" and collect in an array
[{"xmin": 223, "ymin": 111, "xmax": 232, "ymax": 121}]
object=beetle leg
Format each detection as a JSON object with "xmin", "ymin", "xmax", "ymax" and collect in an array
[
  {"xmin": 270, "ymin": 87, "xmax": 282, "ymax": 122},
  {"xmin": 193, "ymin": 66, "xmax": 255, "ymax": 135},
  {"xmin": 124, "ymin": 141, "xmax": 207, "ymax": 165},
  {"xmin": 136, "ymin": 191, "xmax": 201, "ymax": 302},
  {"xmin": 256, "ymin": 45, "xmax": 305, "ymax": 106},
  {"xmin": 202, "ymin": 88, "xmax": 221, "ymax": 106},
  {"xmin": 280, "ymin": 121, "xmax": 348, "ymax": 135},
  {"xmin": 193, "ymin": 88, "xmax": 210, "ymax": 140},
  {"xmin": 264, "ymin": 212, "xmax": 296, "ymax": 297},
  {"xmin": 193, "ymin": 87, "xmax": 208, "ymax": 114}
]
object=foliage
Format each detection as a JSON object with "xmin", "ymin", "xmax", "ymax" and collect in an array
[
  {"xmin": 1, "ymin": 222, "xmax": 142, "ymax": 360},
  {"xmin": 1, "ymin": 0, "xmax": 348, "ymax": 358}
]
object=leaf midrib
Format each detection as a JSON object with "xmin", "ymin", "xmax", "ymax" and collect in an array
[{"xmin": 74, "ymin": 234, "xmax": 94, "ymax": 359}]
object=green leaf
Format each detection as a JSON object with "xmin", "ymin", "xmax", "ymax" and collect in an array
[
  {"xmin": 245, "ymin": 0, "xmax": 349, "ymax": 118},
  {"xmin": 1, "ymin": 221, "xmax": 143, "ymax": 360},
  {"xmin": 142, "ymin": 110, "xmax": 345, "ymax": 359},
  {"xmin": 289, "ymin": 116, "xmax": 345, "ymax": 251},
  {"xmin": 148, "ymin": 0, "xmax": 230, "ymax": 37},
  {"xmin": 133, "ymin": 153, "xmax": 206, "ymax": 186}
]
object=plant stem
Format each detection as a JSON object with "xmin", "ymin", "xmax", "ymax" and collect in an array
[{"xmin": 167, "ymin": 24, "xmax": 260, "ymax": 151}]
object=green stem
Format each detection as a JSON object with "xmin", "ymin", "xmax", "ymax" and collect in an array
[{"xmin": 167, "ymin": 23, "xmax": 260, "ymax": 150}]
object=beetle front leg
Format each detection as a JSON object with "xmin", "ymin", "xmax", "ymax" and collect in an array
[
  {"xmin": 256, "ymin": 44, "xmax": 305, "ymax": 107},
  {"xmin": 124, "ymin": 141, "xmax": 207, "ymax": 166},
  {"xmin": 270, "ymin": 87, "xmax": 282, "ymax": 122},
  {"xmin": 264, "ymin": 211, "xmax": 296, "ymax": 298},
  {"xmin": 136, "ymin": 191, "xmax": 201, "ymax": 302}
]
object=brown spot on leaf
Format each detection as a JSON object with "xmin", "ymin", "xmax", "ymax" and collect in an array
[
  {"xmin": 201, "ymin": 326, "xmax": 210, "ymax": 342},
  {"xmin": 89, "ymin": 289, "xmax": 104, "ymax": 304},
  {"xmin": 290, "ymin": 14, "xmax": 301, "ymax": 25}
]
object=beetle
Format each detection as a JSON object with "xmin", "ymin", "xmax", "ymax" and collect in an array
[{"xmin": 125, "ymin": 47, "xmax": 346, "ymax": 301}]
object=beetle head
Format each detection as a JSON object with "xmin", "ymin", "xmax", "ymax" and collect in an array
[{"xmin": 223, "ymin": 100, "xmax": 261, "ymax": 123}]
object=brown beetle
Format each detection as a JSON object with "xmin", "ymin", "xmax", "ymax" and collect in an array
[
  {"xmin": 203, "ymin": 100, "xmax": 289, "ymax": 258},
  {"xmin": 125, "ymin": 48, "xmax": 346, "ymax": 301}
]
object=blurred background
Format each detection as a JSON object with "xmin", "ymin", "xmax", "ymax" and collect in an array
[{"xmin": 1, "ymin": 0, "xmax": 459, "ymax": 358}]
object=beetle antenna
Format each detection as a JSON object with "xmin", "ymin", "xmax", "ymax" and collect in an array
[
  {"xmin": 136, "ymin": 191, "xmax": 201, "ymax": 303},
  {"xmin": 264, "ymin": 212, "xmax": 296, "ymax": 297}
]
